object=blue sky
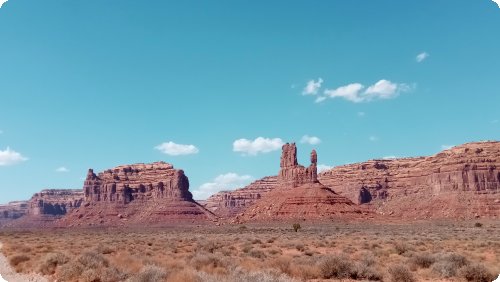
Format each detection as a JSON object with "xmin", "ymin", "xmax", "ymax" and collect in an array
[{"xmin": 1, "ymin": 0, "xmax": 499, "ymax": 203}]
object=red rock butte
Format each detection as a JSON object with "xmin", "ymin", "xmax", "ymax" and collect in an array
[
  {"xmin": 234, "ymin": 143, "xmax": 362, "ymax": 222},
  {"xmin": 59, "ymin": 162, "xmax": 215, "ymax": 227}
]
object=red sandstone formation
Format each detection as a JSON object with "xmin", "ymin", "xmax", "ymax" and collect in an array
[
  {"xmin": 318, "ymin": 141, "xmax": 500, "ymax": 219},
  {"xmin": 29, "ymin": 189, "xmax": 83, "ymax": 216},
  {"xmin": 60, "ymin": 162, "xmax": 215, "ymax": 227},
  {"xmin": 202, "ymin": 176, "xmax": 278, "ymax": 217},
  {"xmin": 0, "ymin": 201, "xmax": 28, "ymax": 226},
  {"xmin": 236, "ymin": 143, "xmax": 361, "ymax": 221}
]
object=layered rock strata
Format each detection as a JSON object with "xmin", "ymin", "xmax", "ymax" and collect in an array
[
  {"xmin": 61, "ymin": 162, "xmax": 215, "ymax": 226},
  {"xmin": 318, "ymin": 141, "xmax": 500, "ymax": 219},
  {"xmin": 0, "ymin": 201, "xmax": 28, "ymax": 226},
  {"xmin": 203, "ymin": 176, "xmax": 278, "ymax": 217}
]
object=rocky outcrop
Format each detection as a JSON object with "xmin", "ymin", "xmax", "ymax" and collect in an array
[
  {"xmin": 236, "ymin": 143, "xmax": 361, "ymax": 221},
  {"xmin": 318, "ymin": 141, "xmax": 500, "ymax": 219},
  {"xmin": 278, "ymin": 144, "xmax": 318, "ymax": 188},
  {"xmin": 203, "ymin": 176, "xmax": 278, "ymax": 217},
  {"xmin": 60, "ymin": 162, "xmax": 215, "ymax": 227},
  {"xmin": 0, "ymin": 201, "xmax": 28, "ymax": 226},
  {"xmin": 29, "ymin": 189, "xmax": 83, "ymax": 216}
]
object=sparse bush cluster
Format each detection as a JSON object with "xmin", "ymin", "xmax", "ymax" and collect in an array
[{"xmin": 0, "ymin": 222, "xmax": 498, "ymax": 282}]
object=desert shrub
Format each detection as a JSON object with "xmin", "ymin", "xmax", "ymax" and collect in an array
[
  {"xmin": 432, "ymin": 252, "xmax": 469, "ymax": 277},
  {"xmin": 77, "ymin": 251, "xmax": 109, "ymax": 268},
  {"xmin": 96, "ymin": 243, "xmax": 115, "ymax": 254},
  {"xmin": 127, "ymin": 266, "xmax": 168, "ymax": 282},
  {"xmin": 226, "ymin": 267, "xmax": 298, "ymax": 282},
  {"xmin": 10, "ymin": 254, "xmax": 30, "ymax": 266},
  {"xmin": 319, "ymin": 254, "xmax": 355, "ymax": 279},
  {"xmin": 38, "ymin": 252, "xmax": 69, "ymax": 275},
  {"xmin": 459, "ymin": 264, "xmax": 495, "ymax": 282},
  {"xmin": 410, "ymin": 252, "xmax": 435, "ymax": 268},
  {"xmin": 388, "ymin": 264, "xmax": 416, "ymax": 282},
  {"xmin": 57, "ymin": 262, "xmax": 84, "ymax": 281},
  {"xmin": 248, "ymin": 249, "xmax": 266, "ymax": 259},
  {"xmin": 474, "ymin": 222, "xmax": 483, "ymax": 228},
  {"xmin": 354, "ymin": 264, "xmax": 383, "ymax": 281},
  {"xmin": 292, "ymin": 223, "xmax": 301, "ymax": 232},
  {"xmin": 393, "ymin": 241, "xmax": 410, "ymax": 255},
  {"xmin": 295, "ymin": 244, "xmax": 305, "ymax": 252},
  {"xmin": 200, "ymin": 240, "xmax": 222, "ymax": 253},
  {"xmin": 190, "ymin": 253, "xmax": 225, "ymax": 270}
]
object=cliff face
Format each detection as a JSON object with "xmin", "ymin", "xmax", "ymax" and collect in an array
[
  {"xmin": 318, "ymin": 141, "xmax": 500, "ymax": 219},
  {"xmin": 61, "ymin": 162, "xmax": 215, "ymax": 227},
  {"xmin": 0, "ymin": 201, "xmax": 28, "ymax": 226},
  {"xmin": 84, "ymin": 162, "xmax": 192, "ymax": 203},
  {"xmin": 203, "ymin": 176, "xmax": 278, "ymax": 217},
  {"xmin": 29, "ymin": 189, "xmax": 83, "ymax": 216}
]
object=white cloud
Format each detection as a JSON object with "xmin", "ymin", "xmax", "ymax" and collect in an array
[
  {"xmin": 491, "ymin": 0, "xmax": 500, "ymax": 8},
  {"xmin": 233, "ymin": 137, "xmax": 284, "ymax": 156},
  {"xmin": 382, "ymin": 156, "xmax": 398, "ymax": 160},
  {"xmin": 302, "ymin": 78, "xmax": 323, "ymax": 95},
  {"xmin": 56, "ymin": 167, "xmax": 69, "ymax": 173},
  {"xmin": 322, "ymin": 80, "xmax": 411, "ymax": 103},
  {"xmin": 315, "ymin": 96, "xmax": 327, "ymax": 103},
  {"xmin": 369, "ymin": 136, "xmax": 379, "ymax": 142},
  {"xmin": 0, "ymin": 0, "xmax": 8, "ymax": 8},
  {"xmin": 317, "ymin": 164, "xmax": 333, "ymax": 173},
  {"xmin": 193, "ymin": 173, "xmax": 253, "ymax": 200},
  {"xmin": 416, "ymin": 52, "xmax": 429, "ymax": 63},
  {"xmin": 441, "ymin": 145, "xmax": 454, "ymax": 150},
  {"xmin": 324, "ymin": 83, "xmax": 365, "ymax": 102},
  {"xmin": 300, "ymin": 135, "xmax": 321, "ymax": 145},
  {"xmin": 155, "ymin": 141, "xmax": 199, "ymax": 156},
  {"xmin": 0, "ymin": 147, "xmax": 28, "ymax": 166}
]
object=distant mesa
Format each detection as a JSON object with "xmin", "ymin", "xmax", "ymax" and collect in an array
[
  {"xmin": 2, "ymin": 141, "xmax": 500, "ymax": 228},
  {"xmin": 58, "ymin": 162, "xmax": 215, "ymax": 227}
]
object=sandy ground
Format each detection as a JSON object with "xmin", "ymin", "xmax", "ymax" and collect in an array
[{"xmin": 0, "ymin": 242, "xmax": 47, "ymax": 282}]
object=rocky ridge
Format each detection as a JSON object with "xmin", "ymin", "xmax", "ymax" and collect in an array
[{"xmin": 318, "ymin": 141, "xmax": 500, "ymax": 219}]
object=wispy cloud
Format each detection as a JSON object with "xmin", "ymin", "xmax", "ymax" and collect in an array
[
  {"xmin": 0, "ymin": 130, "xmax": 3, "ymax": 134},
  {"xmin": 0, "ymin": 0, "xmax": 8, "ymax": 8},
  {"xmin": 369, "ymin": 136, "xmax": 379, "ymax": 142},
  {"xmin": 416, "ymin": 52, "xmax": 429, "ymax": 63},
  {"xmin": 300, "ymin": 135, "xmax": 321, "ymax": 145},
  {"xmin": 155, "ymin": 141, "xmax": 199, "ymax": 156},
  {"xmin": 302, "ymin": 78, "xmax": 323, "ymax": 95},
  {"xmin": 382, "ymin": 156, "xmax": 398, "ymax": 160},
  {"xmin": 491, "ymin": 119, "xmax": 499, "ymax": 124},
  {"xmin": 317, "ymin": 164, "xmax": 333, "ymax": 173},
  {"xmin": 0, "ymin": 147, "xmax": 28, "ymax": 166},
  {"xmin": 56, "ymin": 167, "xmax": 69, "ymax": 173},
  {"xmin": 193, "ymin": 173, "xmax": 253, "ymax": 200},
  {"xmin": 233, "ymin": 137, "xmax": 284, "ymax": 156},
  {"xmin": 357, "ymin": 112, "xmax": 366, "ymax": 117},
  {"xmin": 321, "ymin": 80, "xmax": 411, "ymax": 103},
  {"xmin": 441, "ymin": 145, "xmax": 454, "ymax": 150}
]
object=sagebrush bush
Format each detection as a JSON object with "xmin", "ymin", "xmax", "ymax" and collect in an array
[
  {"xmin": 319, "ymin": 254, "xmax": 355, "ymax": 279},
  {"xmin": 388, "ymin": 264, "xmax": 416, "ymax": 282},
  {"xmin": 410, "ymin": 252, "xmax": 435, "ymax": 268},
  {"xmin": 9, "ymin": 254, "xmax": 30, "ymax": 266},
  {"xmin": 459, "ymin": 264, "xmax": 495, "ymax": 282},
  {"xmin": 38, "ymin": 252, "xmax": 69, "ymax": 275},
  {"xmin": 127, "ymin": 266, "xmax": 168, "ymax": 282},
  {"xmin": 432, "ymin": 252, "xmax": 470, "ymax": 277}
]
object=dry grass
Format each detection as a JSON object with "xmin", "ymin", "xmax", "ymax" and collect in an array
[{"xmin": 0, "ymin": 220, "xmax": 499, "ymax": 281}]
